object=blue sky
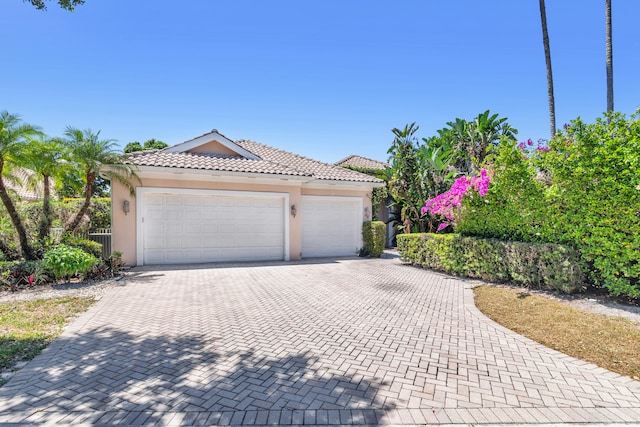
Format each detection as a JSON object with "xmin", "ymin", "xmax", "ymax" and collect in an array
[{"xmin": 2, "ymin": 0, "xmax": 639, "ymax": 163}]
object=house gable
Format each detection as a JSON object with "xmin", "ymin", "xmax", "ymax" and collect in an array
[{"xmin": 164, "ymin": 130, "xmax": 259, "ymax": 160}]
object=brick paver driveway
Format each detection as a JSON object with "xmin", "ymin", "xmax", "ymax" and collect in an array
[{"xmin": 1, "ymin": 255, "xmax": 640, "ymax": 425}]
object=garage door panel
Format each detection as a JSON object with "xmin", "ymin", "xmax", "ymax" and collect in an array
[
  {"xmin": 301, "ymin": 197, "xmax": 361, "ymax": 258},
  {"xmin": 142, "ymin": 191, "xmax": 286, "ymax": 264}
]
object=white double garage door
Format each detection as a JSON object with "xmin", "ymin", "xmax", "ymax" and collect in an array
[{"xmin": 137, "ymin": 189, "xmax": 362, "ymax": 265}]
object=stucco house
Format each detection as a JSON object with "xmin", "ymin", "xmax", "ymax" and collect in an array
[
  {"xmin": 110, "ymin": 130, "xmax": 384, "ymax": 266},
  {"xmin": 335, "ymin": 155, "xmax": 398, "ymax": 248}
]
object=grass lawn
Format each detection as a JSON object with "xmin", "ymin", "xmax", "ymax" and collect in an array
[
  {"xmin": 474, "ymin": 286, "xmax": 640, "ymax": 381},
  {"xmin": 0, "ymin": 296, "xmax": 94, "ymax": 386}
]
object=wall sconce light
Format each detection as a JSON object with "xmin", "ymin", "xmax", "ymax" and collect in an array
[
  {"xmin": 364, "ymin": 206, "xmax": 371, "ymax": 220},
  {"xmin": 290, "ymin": 204, "xmax": 297, "ymax": 218},
  {"xmin": 123, "ymin": 200, "xmax": 130, "ymax": 215}
]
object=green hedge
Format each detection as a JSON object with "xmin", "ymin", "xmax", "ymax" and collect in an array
[
  {"xmin": 397, "ymin": 233, "xmax": 585, "ymax": 293},
  {"xmin": 362, "ymin": 221, "xmax": 386, "ymax": 257},
  {"xmin": 455, "ymin": 113, "xmax": 640, "ymax": 298}
]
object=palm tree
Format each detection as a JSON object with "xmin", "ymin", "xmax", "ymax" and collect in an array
[
  {"xmin": 606, "ymin": 0, "xmax": 614, "ymax": 113},
  {"xmin": 0, "ymin": 111, "xmax": 41, "ymax": 260},
  {"xmin": 539, "ymin": 0, "xmax": 556, "ymax": 138},
  {"xmin": 20, "ymin": 136, "xmax": 69, "ymax": 241},
  {"xmin": 62, "ymin": 128, "xmax": 138, "ymax": 235}
]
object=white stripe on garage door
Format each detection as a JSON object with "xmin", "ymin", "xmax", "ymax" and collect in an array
[
  {"xmin": 301, "ymin": 196, "xmax": 362, "ymax": 258},
  {"xmin": 138, "ymin": 189, "xmax": 287, "ymax": 265}
]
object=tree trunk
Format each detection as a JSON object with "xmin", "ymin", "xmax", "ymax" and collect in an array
[
  {"xmin": 606, "ymin": 0, "xmax": 614, "ymax": 113},
  {"xmin": 539, "ymin": 0, "xmax": 556, "ymax": 138},
  {"xmin": 0, "ymin": 161, "xmax": 37, "ymax": 260},
  {"xmin": 63, "ymin": 172, "xmax": 94, "ymax": 236},
  {"xmin": 38, "ymin": 175, "xmax": 51, "ymax": 241}
]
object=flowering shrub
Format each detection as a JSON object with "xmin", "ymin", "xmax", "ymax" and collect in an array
[
  {"xmin": 517, "ymin": 138, "xmax": 549, "ymax": 153},
  {"xmin": 421, "ymin": 169, "xmax": 491, "ymax": 228},
  {"xmin": 456, "ymin": 140, "xmax": 549, "ymax": 243},
  {"xmin": 455, "ymin": 112, "xmax": 640, "ymax": 299}
]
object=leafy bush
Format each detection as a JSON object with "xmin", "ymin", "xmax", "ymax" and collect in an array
[
  {"xmin": 452, "ymin": 113, "xmax": 640, "ymax": 298},
  {"xmin": 42, "ymin": 244, "xmax": 97, "ymax": 280},
  {"xmin": 0, "ymin": 260, "xmax": 50, "ymax": 291},
  {"xmin": 19, "ymin": 197, "xmax": 111, "ymax": 234},
  {"xmin": 61, "ymin": 234, "xmax": 103, "ymax": 258},
  {"xmin": 456, "ymin": 141, "xmax": 549, "ymax": 242},
  {"xmin": 362, "ymin": 221, "xmax": 386, "ymax": 257},
  {"xmin": 397, "ymin": 233, "xmax": 585, "ymax": 293},
  {"xmin": 539, "ymin": 113, "xmax": 640, "ymax": 298}
]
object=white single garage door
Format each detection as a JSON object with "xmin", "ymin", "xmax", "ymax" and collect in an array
[
  {"xmin": 301, "ymin": 196, "xmax": 362, "ymax": 258},
  {"xmin": 138, "ymin": 189, "xmax": 287, "ymax": 265}
]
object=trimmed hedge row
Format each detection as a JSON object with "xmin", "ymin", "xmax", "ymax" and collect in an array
[
  {"xmin": 362, "ymin": 221, "xmax": 386, "ymax": 257},
  {"xmin": 397, "ymin": 233, "xmax": 585, "ymax": 293}
]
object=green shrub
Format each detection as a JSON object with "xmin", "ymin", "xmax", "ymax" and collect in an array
[
  {"xmin": 397, "ymin": 233, "xmax": 585, "ymax": 293},
  {"xmin": 456, "ymin": 140, "xmax": 549, "ymax": 243},
  {"xmin": 61, "ymin": 234, "xmax": 103, "ymax": 258},
  {"xmin": 451, "ymin": 112, "xmax": 640, "ymax": 299},
  {"xmin": 43, "ymin": 244, "xmax": 97, "ymax": 280},
  {"xmin": 19, "ymin": 197, "xmax": 112, "ymax": 235},
  {"xmin": 362, "ymin": 221, "xmax": 386, "ymax": 257},
  {"xmin": 539, "ymin": 113, "xmax": 640, "ymax": 298}
]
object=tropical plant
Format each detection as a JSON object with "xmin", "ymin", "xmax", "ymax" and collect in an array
[
  {"xmin": 539, "ymin": 0, "xmax": 556, "ymax": 137},
  {"xmin": 0, "ymin": 111, "xmax": 41, "ymax": 260},
  {"xmin": 386, "ymin": 124, "xmax": 429, "ymax": 233},
  {"xmin": 62, "ymin": 128, "xmax": 137, "ymax": 236},
  {"xmin": 440, "ymin": 111, "xmax": 517, "ymax": 173},
  {"xmin": 18, "ymin": 136, "xmax": 69, "ymax": 241}
]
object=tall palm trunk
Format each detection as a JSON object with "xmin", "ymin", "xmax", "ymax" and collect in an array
[
  {"xmin": 63, "ymin": 172, "xmax": 94, "ymax": 236},
  {"xmin": 606, "ymin": 0, "xmax": 614, "ymax": 113},
  {"xmin": 0, "ymin": 161, "xmax": 37, "ymax": 260},
  {"xmin": 539, "ymin": 0, "xmax": 556, "ymax": 138},
  {"xmin": 38, "ymin": 175, "xmax": 52, "ymax": 241}
]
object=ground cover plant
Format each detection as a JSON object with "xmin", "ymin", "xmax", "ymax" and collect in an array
[
  {"xmin": 474, "ymin": 286, "xmax": 640, "ymax": 381},
  {"xmin": 0, "ymin": 296, "xmax": 94, "ymax": 385}
]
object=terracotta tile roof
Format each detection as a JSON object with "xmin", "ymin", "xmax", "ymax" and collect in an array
[
  {"xmin": 128, "ymin": 150, "xmax": 308, "ymax": 177},
  {"xmin": 335, "ymin": 155, "xmax": 389, "ymax": 171},
  {"xmin": 128, "ymin": 137, "xmax": 382, "ymax": 184},
  {"xmin": 2, "ymin": 168, "xmax": 55, "ymax": 201},
  {"xmin": 235, "ymin": 140, "xmax": 381, "ymax": 183}
]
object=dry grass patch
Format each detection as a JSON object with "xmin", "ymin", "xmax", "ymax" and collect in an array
[
  {"xmin": 474, "ymin": 286, "xmax": 640, "ymax": 381},
  {"xmin": 0, "ymin": 296, "xmax": 94, "ymax": 385}
]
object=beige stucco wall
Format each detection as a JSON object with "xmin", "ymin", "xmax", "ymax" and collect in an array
[{"xmin": 112, "ymin": 176, "xmax": 373, "ymax": 266}]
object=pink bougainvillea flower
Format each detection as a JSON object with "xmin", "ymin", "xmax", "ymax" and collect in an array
[
  {"xmin": 422, "ymin": 169, "xmax": 492, "ymax": 229},
  {"xmin": 437, "ymin": 223, "xmax": 449, "ymax": 232},
  {"xmin": 527, "ymin": 138, "xmax": 533, "ymax": 146}
]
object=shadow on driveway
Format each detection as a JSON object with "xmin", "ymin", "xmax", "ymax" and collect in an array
[{"xmin": 1, "ymin": 326, "xmax": 394, "ymax": 424}]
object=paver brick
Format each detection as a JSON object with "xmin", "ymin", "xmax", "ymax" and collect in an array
[{"xmin": 0, "ymin": 256, "xmax": 639, "ymax": 424}]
